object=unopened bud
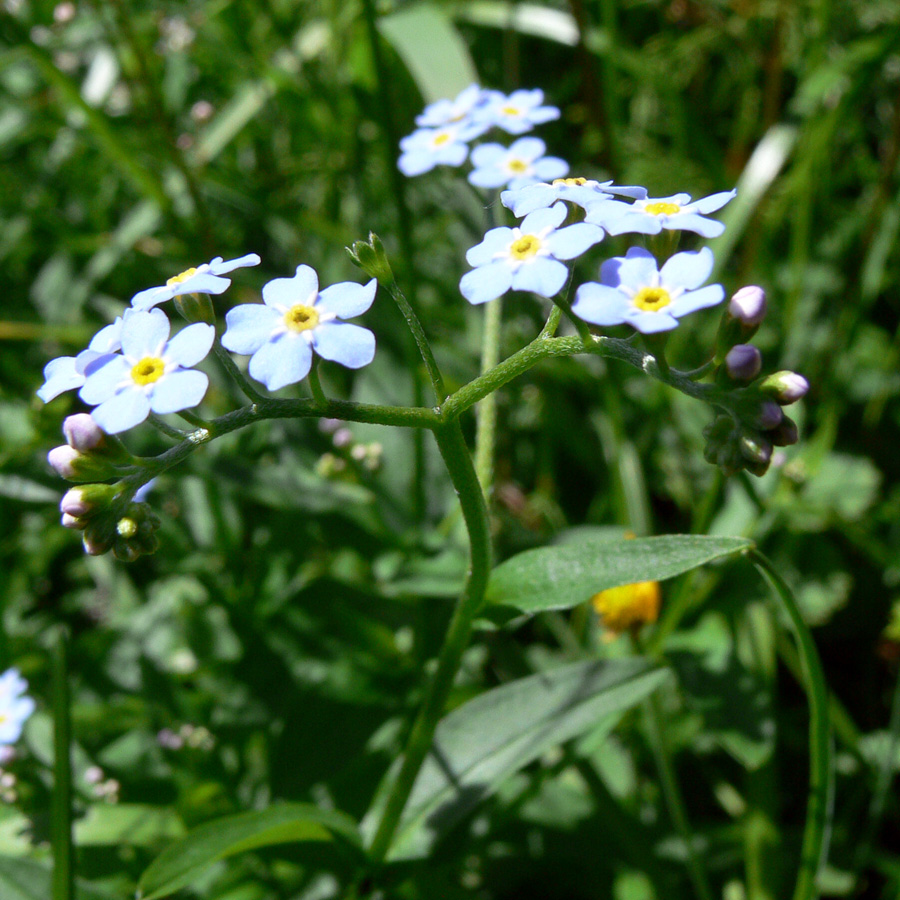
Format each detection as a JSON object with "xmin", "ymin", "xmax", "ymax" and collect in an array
[
  {"xmin": 729, "ymin": 286, "xmax": 767, "ymax": 326},
  {"xmin": 116, "ymin": 517, "xmax": 138, "ymax": 539},
  {"xmin": 760, "ymin": 371, "xmax": 809, "ymax": 405},
  {"xmin": 755, "ymin": 401, "xmax": 784, "ymax": 430},
  {"xmin": 63, "ymin": 414, "xmax": 105, "ymax": 451},
  {"xmin": 61, "ymin": 513, "xmax": 85, "ymax": 529},
  {"xmin": 739, "ymin": 430, "xmax": 773, "ymax": 467},
  {"xmin": 173, "ymin": 293, "xmax": 216, "ymax": 325},
  {"xmin": 48, "ymin": 445, "xmax": 118, "ymax": 483},
  {"xmin": 770, "ymin": 416, "xmax": 799, "ymax": 446},
  {"xmin": 346, "ymin": 232, "xmax": 394, "ymax": 284},
  {"xmin": 60, "ymin": 488, "xmax": 90, "ymax": 517},
  {"xmin": 82, "ymin": 531, "xmax": 112, "ymax": 556},
  {"xmin": 725, "ymin": 344, "xmax": 762, "ymax": 381},
  {"xmin": 60, "ymin": 483, "xmax": 117, "ymax": 519}
]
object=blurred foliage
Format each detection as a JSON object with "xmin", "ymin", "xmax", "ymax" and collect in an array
[{"xmin": 1, "ymin": 0, "xmax": 900, "ymax": 897}]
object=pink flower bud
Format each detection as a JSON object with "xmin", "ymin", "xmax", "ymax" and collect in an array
[
  {"xmin": 48, "ymin": 445, "xmax": 82, "ymax": 479},
  {"xmin": 60, "ymin": 488, "xmax": 89, "ymax": 517},
  {"xmin": 61, "ymin": 513, "xmax": 85, "ymax": 529},
  {"xmin": 756, "ymin": 401, "xmax": 783, "ymax": 430},
  {"xmin": 761, "ymin": 371, "xmax": 810, "ymax": 405},
  {"xmin": 729, "ymin": 286, "xmax": 767, "ymax": 326},
  {"xmin": 62, "ymin": 414, "xmax": 105, "ymax": 451},
  {"xmin": 724, "ymin": 344, "xmax": 762, "ymax": 381}
]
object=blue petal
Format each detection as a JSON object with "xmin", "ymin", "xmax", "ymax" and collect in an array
[
  {"xmin": 508, "ymin": 136, "xmax": 546, "ymax": 159},
  {"xmin": 149, "ymin": 369, "xmax": 209, "ymax": 414},
  {"xmin": 121, "ymin": 308, "xmax": 171, "ymax": 357},
  {"xmin": 690, "ymin": 190, "xmax": 736, "ymax": 214},
  {"xmin": 91, "ymin": 389, "xmax": 151, "ymax": 434},
  {"xmin": 466, "ymin": 227, "xmax": 514, "ymax": 266},
  {"xmin": 532, "ymin": 157, "xmax": 569, "ymax": 181},
  {"xmin": 37, "ymin": 357, "xmax": 82, "ymax": 402},
  {"xmin": 469, "ymin": 166, "xmax": 510, "ymax": 189},
  {"xmin": 601, "ymin": 209, "xmax": 662, "ymax": 237},
  {"xmin": 262, "ymin": 265, "xmax": 319, "ymax": 309},
  {"xmin": 660, "ymin": 247, "xmax": 713, "ymax": 290},
  {"xmin": 572, "ymin": 283, "xmax": 629, "ymax": 326},
  {"xmin": 460, "ymin": 263, "xmax": 513, "ymax": 305},
  {"xmin": 249, "ymin": 335, "xmax": 313, "ymax": 390},
  {"xmin": 502, "ymin": 183, "xmax": 555, "ymax": 217},
  {"xmin": 511, "ymin": 258, "xmax": 568, "ymax": 297},
  {"xmin": 313, "ymin": 322, "xmax": 376, "ymax": 369},
  {"xmin": 79, "ymin": 356, "xmax": 130, "ymax": 405},
  {"xmin": 222, "ymin": 304, "xmax": 280, "ymax": 354},
  {"xmin": 545, "ymin": 223, "xmax": 604, "ymax": 260},
  {"xmin": 173, "ymin": 272, "xmax": 231, "ymax": 296},
  {"xmin": 469, "ymin": 143, "xmax": 506, "ymax": 168},
  {"xmin": 519, "ymin": 202, "xmax": 567, "ymax": 234},
  {"xmin": 210, "ymin": 253, "xmax": 261, "ymax": 275},
  {"xmin": 165, "ymin": 322, "xmax": 215, "ymax": 367},
  {"xmin": 663, "ymin": 212, "xmax": 725, "ymax": 238},
  {"xmin": 317, "ymin": 279, "xmax": 377, "ymax": 319},
  {"xmin": 668, "ymin": 284, "xmax": 725, "ymax": 316},
  {"xmin": 88, "ymin": 318, "xmax": 124, "ymax": 353},
  {"xmin": 623, "ymin": 308, "xmax": 680, "ymax": 333},
  {"xmin": 130, "ymin": 284, "xmax": 174, "ymax": 311},
  {"xmin": 612, "ymin": 248, "xmax": 658, "ymax": 289}
]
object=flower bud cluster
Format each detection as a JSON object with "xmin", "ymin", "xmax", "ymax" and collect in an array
[
  {"xmin": 705, "ymin": 287, "xmax": 809, "ymax": 476},
  {"xmin": 48, "ymin": 414, "xmax": 132, "ymax": 483}
]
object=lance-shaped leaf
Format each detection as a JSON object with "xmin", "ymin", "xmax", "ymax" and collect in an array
[{"xmin": 484, "ymin": 534, "xmax": 753, "ymax": 615}]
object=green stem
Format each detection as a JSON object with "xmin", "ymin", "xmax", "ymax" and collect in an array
[
  {"xmin": 307, "ymin": 359, "xmax": 328, "ymax": 408},
  {"xmin": 214, "ymin": 344, "xmax": 266, "ymax": 403},
  {"xmin": 148, "ymin": 414, "xmax": 189, "ymax": 439},
  {"xmin": 642, "ymin": 689, "xmax": 714, "ymax": 900},
  {"xmin": 385, "ymin": 280, "xmax": 446, "ymax": 402},
  {"xmin": 474, "ymin": 297, "xmax": 503, "ymax": 492},
  {"xmin": 751, "ymin": 550, "xmax": 832, "ymax": 900},
  {"xmin": 367, "ymin": 421, "xmax": 492, "ymax": 862},
  {"xmin": 51, "ymin": 628, "xmax": 74, "ymax": 900},
  {"xmin": 176, "ymin": 409, "xmax": 212, "ymax": 430}
]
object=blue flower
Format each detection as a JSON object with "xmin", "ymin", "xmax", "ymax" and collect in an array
[
  {"xmin": 460, "ymin": 202, "xmax": 604, "ymax": 305},
  {"xmin": 415, "ymin": 84, "xmax": 490, "ymax": 131},
  {"xmin": 130, "ymin": 253, "xmax": 261, "ymax": 311},
  {"xmin": 79, "ymin": 308, "xmax": 215, "ymax": 434},
  {"xmin": 398, "ymin": 122, "xmax": 486, "ymax": 177},
  {"xmin": 0, "ymin": 668, "xmax": 35, "ymax": 747},
  {"xmin": 572, "ymin": 246, "xmax": 724, "ymax": 333},
  {"xmin": 585, "ymin": 190, "xmax": 736, "ymax": 238},
  {"xmin": 37, "ymin": 316, "xmax": 125, "ymax": 403},
  {"xmin": 502, "ymin": 177, "xmax": 648, "ymax": 218},
  {"xmin": 468, "ymin": 137, "xmax": 568, "ymax": 191},
  {"xmin": 475, "ymin": 88, "xmax": 560, "ymax": 135},
  {"xmin": 222, "ymin": 265, "xmax": 376, "ymax": 391}
]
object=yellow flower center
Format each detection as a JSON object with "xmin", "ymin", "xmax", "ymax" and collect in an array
[
  {"xmin": 633, "ymin": 287, "xmax": 671, "ymax": 311},
  {"xmin": 508, "ymin": 159, "xmax": 529, "ymax": 173},
  {"xmin": 131, "ymin": 357, "xmax": 166, "ymax": 385},
  {"xmin": 510, "ymin": 234, "xmax": 541, "ymax": 260},
  {"xmin": 433, "ymin": 132, "xmax": 451, "ymax": 146},
  {"xmin": 591, "ymin": 581, "xmax": 661, "ymax": 635},
  {"xmin": 644, "ymin": 201, "xmax": 681, "ymax": 216},
  {"xmin": 552, "ymin": 177, "xmax": 588, "ymax": 187},
  {"xmin": 166, "ymin": 267, "xmax": 198, "ymax": 286},
  {"xmin": 284, "ymin": 303, "xmax": 319, "ymax": 332},
  {"xmin": 501, "ymin": 105, "xmax": 520, "ymax": 116}
]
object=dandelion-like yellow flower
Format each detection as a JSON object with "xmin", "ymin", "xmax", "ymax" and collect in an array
[{"xmin": 591, "ymin": 581, "xmax": 661, "ymax": 637}]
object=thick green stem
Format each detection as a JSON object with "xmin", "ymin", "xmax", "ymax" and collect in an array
[
  {"xmin": 51, "ymin": 628, "xmax": 74, "ymax": 900},
  {"xmin": 751, "ymin": 550, "xmax": 832, "ymax": 900},
  {"xmin": 474, "ymin": 297, "xmax": 502, "ymax": 492},
  {"xmin": 367, "ymin": 421, "xmax": 492, "ymax": 862}
]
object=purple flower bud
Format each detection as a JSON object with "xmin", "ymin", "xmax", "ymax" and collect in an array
[
  {"xmin": 725, "ymin": 344, "xmax": 762, "ymax": 381},
  {"xmin": 60, "ymin": 488, "xmax": 89, "ymax": 517},
  {"xmin": 771, "ymin": 417, "xmax": 799, "ymax": 446},
  {"xmin": 729, "ymin": 286, "xmax": 767, "ymax": 326},
  {"xmin": 760, "ymin": 371, "xmax": 810, "ymax": 405},
  {"xmin": 756, "ymin": 401, "xmax": 783, "ymax": 430},
  {"xmin": 48, "ymin": 445, "xmax": 82, "ymax": 479},
  {"xmin": 62, "ymin": 413, "xmax": 105, "ymax": 451}
]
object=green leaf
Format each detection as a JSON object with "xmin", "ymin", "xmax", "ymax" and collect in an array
[
  {"xmin": 378, "ymin": 5, "xmax": 478, "ymax": 104},
  {"xmin": 74, "ymin": 804, "xmax": 185, "ymax": 847},
  {"xmin": 384, "ymin": 657, "xmax": 670, "ymax": 859},
  {"xmin": 0, "ymin": 857, "xmax": 112, "ymax": 900},
  {"xmin": 484, "ymin": 535, "xmax": 754, "ymax": 615},
  {"xmin": 138, "ymin": 803, "xmax": 361, "ymax": 900}
]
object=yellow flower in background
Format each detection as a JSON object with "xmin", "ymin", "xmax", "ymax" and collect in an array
[{"xmin": 591, "ymin": 581, "xmax": 661, "ymax": 638}]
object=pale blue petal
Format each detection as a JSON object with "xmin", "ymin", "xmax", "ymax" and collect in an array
[
  {"xmin": 469, "ymin": 166, "xmax": 510, "ymax": 189},
  {"xmin": 121, "ymin": 308, "xmax": 170, "ymax": 357},
  {"xmin": 623, "ymin": 308, "xmax": 680, "ymax": 333},
  {"xmin": 130, "ymin": 284, "xmax": 174, "ymax": 310},
  {"xmin": 165, "ymin": 323, "xmax": 215, "ymax": 367},
  {"xmin": 611, "ymin": 248, "xmax": 658, "ymax": 288},
  {"xmin": 466, "ymin": 227, "xmax": 514, "ymax": 266},
  {"xmin": 502, "ymin": 183, "xmax": 555, "ymax": 217},
  {"xmin": 601, "ymin": 209, "xmax": 662, "ymax": 236},
  {"xmin": 460, "ymin": 263, "xmax": 513, "ymax": 305},
  {"xmin": 79, "ymin": 356, "xmax": 130, "ymax": 405},
  {"xmin": 520, "ymin": 201, "xmax": 567, "ymax": 234},
  {"xmin": 222, "ymin": 304, "xmax": 280, "ymax": 354},
  {"xmin": 545, "ymin": 223, "xmax": 604, "ymax": 260},
  {"xmin": 690, "ymin": 190, "xmax": 736, "ymax": 214},
  {"xmin": 508, "ymin": 136, "xmax": 546, "ymax": 159},
  {"xmin": 532, "ymin": 157, "xmax": 569, "ymax": 181},
  {"xmin": 149, "ymin": 369, "xmax": 209, "ymax": 414},
  {"xmin": 210, "ymin": 253, "xmax": 261, "ymax": 275},
  {"xmin": 263, "ymin": 265, "xmax": 319, "ymax": 309},
  {"xmin": 651, "ymin": 193, "xmax": 692, "ymax": 206},
  {"xmin": 663, "ymin": 212, "xmax": 725, "ymax": 238},
  {"xmin": 88, "ymin": 318, "xmax": 124, "ymax": 353},
  {"xmin": 668, "ymin": 284, "xmax": 725, "ymax": 316},
  {"xmin": 511, "ymin": 258, "xmax": 568, "ymax": 297},
  {"xmin": 249, "ymin": 335, "xmax": 313, "ymax": 390},
  {"xmin": 469, "ymin": 143, "xmax": 506, "ymax": 168},
  {"xmin": 37, "ymin": 357, "xmax": 82, "ymax": 402},
  {"xmin": 572, "ymin": 283, "xmax": 629, "ymax": 326},
  {"xmin": 317, "ymin": 279, "xmax": 377, "ymax": 319},
  {"xmin": 313, "ymin": 322, "xmax": 376, "ymax": 368},
  {"xmin": 172, "ymin": 272, "xmax": 231, "ymax": 296},
  {"xmin": 660, "ymin": 247, "xmax": 714, "ymax": 290},
  {"xmin": 91, "ymin": 389, "xmax": 151, "ymax": 434}
]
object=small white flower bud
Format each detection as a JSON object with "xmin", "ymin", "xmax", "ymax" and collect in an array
[
  {"xmin": 60, "ymin": 488, "xmax": 89, "ymax": 518},
  {"xmin": 48, "ymin": 445, "xmax": 82, "ymax": 479},
  {"xmin": 729, "ymin": 285, "xmax": 767, "ymax": 326},
  {"xmin": 761, "ymin": 371, "xmax": 810, "ymax": 405},
  {"xmin": 63, "ymin": 414, "xmax": 105, "ymax": 451}
]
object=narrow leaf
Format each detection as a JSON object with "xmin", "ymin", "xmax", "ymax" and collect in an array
[
  {"xmin": 386, "ymin": 657, "xmax": 670, "ymax": 859},
  {"xmin": 485, "ymin": 534, "xmax": 754, "ymax": 615},
  {"xmin": 138, "ymin": 804, "xmax": 361, "ymax": 900}
]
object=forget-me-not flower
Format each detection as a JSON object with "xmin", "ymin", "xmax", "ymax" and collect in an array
[
  {"xmin": 502, "ymin": 177, "xmax": 648, "ymax": 218},
  {"xmin": 572, "ymin": 246, "xmax": 724, "ymax": 333},
  {"xmin": 475, "ymin": 88, "xmax": 560, "ymax": 135},
  {"xmin": 0, "ymin": 668, "xmax": 35, "ymax": 747},
  {"xmin": 130, "ymin": 253, "xmax": 261, "ymax": 311},
  {"xmin": 222, "ymin": 265, "xmax": 376, "ymax": 391},
  {"xmin": 79, "ymin": 308, "xmax": 215, "ymax": 434},
  {"xmin": 398, "ymin": 122, "xmax": 485, "ymax": 177},
  {"xmin": 468, "ymin": 137, "xmax": 568, "ymax": 191},
  {"xmin": 585, "ymin": 190, "xmax": 736, "ymax": 238},
  {"xmin": 460, "ymin": 201, "xmax": 604, "ymax": 305},
  {"xmin": 37, "ymin": 315, "xmax": 125, "ymax": 403},
  {"xmin": 415, "ymin": 84, "xmax": 490, "ymax": 132}
]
